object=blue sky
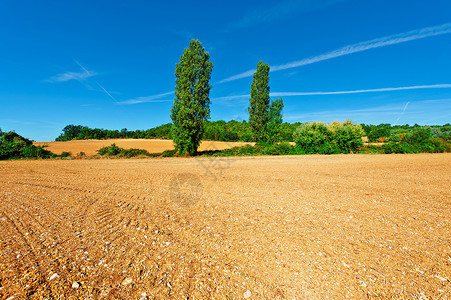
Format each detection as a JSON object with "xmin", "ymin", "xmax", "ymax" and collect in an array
[{"xmin": 1, "ymin": 0, "xmax": 451, "ymax": 141}]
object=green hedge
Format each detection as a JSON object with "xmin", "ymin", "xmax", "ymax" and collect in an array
[
  {"xmin": 293, "ymin": 121, "xmax": 364, "ymax": 154},
  {"xmin": 0, "ymin": 131, "xmax": 55, "ymax": 160}
]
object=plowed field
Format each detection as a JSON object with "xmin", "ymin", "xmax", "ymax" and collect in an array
[
  {"xmin": 0, "ymin": 154, "xmax": 450, "ymax": 299},
  {"xmin": 33, "ymin": 139, "xmax": 254, "ymax": 156}
]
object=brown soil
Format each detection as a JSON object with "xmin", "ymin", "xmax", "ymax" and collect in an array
[
  {"xmin": 33, "ymin": 139, "xmax": 254, "ymax": 156},
  {"xmin": 0, "ymin": 154, "xmax": 450, "ymax": 299}
]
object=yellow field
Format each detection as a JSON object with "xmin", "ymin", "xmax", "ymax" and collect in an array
[{"xmin": 34, "ymin": 139, "xmax": 254, "ymax": 156}]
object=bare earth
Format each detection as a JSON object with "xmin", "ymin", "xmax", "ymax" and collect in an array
[
  {"xmin": 33, "ymin": 139, "xmax": 254, "ymax": 156},
  {"xmin": 0, "ymin": 154, "xmax": 450, "ymax": 299}
]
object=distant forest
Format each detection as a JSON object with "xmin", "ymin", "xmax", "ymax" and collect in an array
[{"xmin": 55, "ymin": 121, "xmax": 451, "ymax": 143}]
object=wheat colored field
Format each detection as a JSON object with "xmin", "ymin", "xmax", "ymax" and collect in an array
[
  {"xmin": 33, "ymin": 139, "xmax": 254, "ymax": 156},
  {"xmin": 1, "ymin": 154, "xmax": 450, "ymax": 299}
]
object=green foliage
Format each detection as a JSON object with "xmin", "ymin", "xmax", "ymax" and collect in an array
[
  {"xmin": 59, "ymin": 152, "xmax": 72, "ymax": 158},
  {"xmin": 403, "ymin": 127, "xmax": 432, "ymax": 144},
  {"xmin": 248, "ymin": 62, "xmax": 284, "ymax": 143},
  {"xmin": 329, "ymin": 120, "xmax": 365, "ymax": 153},
  {"xmin": 362, "ymin": 123, "xmax": 391, "ymax": 142},
  {"xmin": 292, "ymin": 122, "xmax": 338, "ymax": 154},
  {"xmin": 97, "ymin": 143, "xmax": 122, "ymax": 156},
  {"xmin": 97, "ymin": 143, "xmax": 152, "ymax": 158},
  {"xmin": 54, "ymin": 120, "xmax": 300, "ymax": 144},
  {"xmin": 388, "ymin": 133, "xmax": 401, "ymax": 142},
  {"xmin": 363, "ymin": 140, "xmax": 447, "ymax": 154},
  {"xmin": 203, "ymin": 120, "xmax": 254, "ymax": 142},
  {"xmin": 160, "ymin": 149, "xmax": 177, "ymax": 157},
  {"xmin": 293, "ymin": 121, "xmax": 364, "ymax": 154},
  {"xmin": 200, "ymin": 142, "xmax": 305, "ymax": 157},
  {"xmin": 171, "ymin": 39, "xmax": 213, "ymax": 156},
  {"xmin": 0, "ymin": 131, "xmax": 55, "ymax": 160},
  {"xmin": 249, "ymin": 61, "xmax": 270, "ymax": 142},
  {"xmin": 1, "ymin": 131, "xmax": 33, "ymax": 145},
  {"xmin": 56, "ymin": 125, "xmax": 83, "ymax": 141},
  {"xmin": 266, "ymin": 98, "xmax": 284, "ymax": 143},
  {"xmin": 431, "ymin": 124, "xmax": 451, "ymax": 141},
  {"xmin": 261, "ymin": 142, "xmax": 292, "ymax": 155},
  {"xmin": 56, "ymin": 123, "xmax": 172, "ymax": 141}
]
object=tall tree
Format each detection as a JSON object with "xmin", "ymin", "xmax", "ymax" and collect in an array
[
  {"xmin": 248, "ymin": 61, "xmax": 284, "ymax": 143},
  {"xmin": 171, "ymin": 40, "xmax": 213, "ymax": 156},
  {"xmin": 248, "ymin": 61, "xmax": 270, "ymax": 142}
]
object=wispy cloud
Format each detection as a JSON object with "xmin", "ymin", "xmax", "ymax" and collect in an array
[
  {"xmin": 220, "ymin": 22, "xmax": 451, "ymax": 83},
  {"xmin": 209, "ymin": 84, "xmax": 451, "ymax": 103},
  {"xmin": 95, "ymin": 81, "xmax": 117, "ymax": 103},
  {"xmin": 47, "ymin": 59, "xmax": 120, "ymax": 103},
  {"xmin": 47, "ymin": 59, "xmax": 97, "ymax": 82},
  {"xmin": 118, "ymin": 91, "xmax": 174, "ymax": 105},
  {"xmin": 119, "ymin": 92, "xmax": 251, "ymax": 105},
  {"xmin": 46, "ymin": 70, "xmax": 97, "ymax": 83},
  {"xmin": 213, "ymin": 95, "xmax": 250, "ymax": 101},
  {"xmin": 270, "ymin": 84, "xmax": 451, "ymax": 97},
  {"xmin": 393, "ymin": 102, "xmax": 410, "ymax": 125}
]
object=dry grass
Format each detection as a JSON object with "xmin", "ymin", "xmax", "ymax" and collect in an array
[
  {"xmin": 33, "ymin": 139, "xmax": 254, "ymax": 156},
  {"xmin": 0, "ymin": 154, "xmax": 450, "ymax": 298}
]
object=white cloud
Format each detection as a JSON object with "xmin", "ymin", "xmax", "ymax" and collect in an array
[
  {"xmin": 209, "ymin": 84, "xmax": 451, "ymax": 102},
  {"xmin": 219, "ymin": 22, "xmax": 451, "ymax": 83},
  {"xmin": 393, "ymin": 102, "xmax": 410, "ymax": 125},
  {"xmin": 270, "ymin": 84, "xmax": 451, "ymax": 97},
  {"xmin": 46, "ymin": 70, "xmax": 96, "ymax": 83},
  {"xmin": 118, "ymin": 91, "xmax": 174, "ymax": 105},
  {"xmin": 95, "ymin": 82, "xmax": 117, "ymax": 103},
  {"xmin": 213, "ymin": 95, "xmax": 249, "ymax": 101}
]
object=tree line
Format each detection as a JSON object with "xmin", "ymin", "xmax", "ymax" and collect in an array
[{"xmin": 55, "ymin": 121, "xmax": 450, "ymax": 144}]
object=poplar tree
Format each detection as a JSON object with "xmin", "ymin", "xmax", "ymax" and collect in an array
[
  {"xmin": 248, "ymin": 61, "xmax": 284, "ymax": 143},
  {"xmin": 171, "ymin": 40, "xmax": 213, "ymax": 156},
  {"xmin": 248, "ymin": 61, "xmax": 270, "ymax": 142}
]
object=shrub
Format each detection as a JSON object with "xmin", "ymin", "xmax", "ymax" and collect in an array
[
  {"xmin": 161, "ymin": 149, "xmax": 177, "ymax": 157},
  {"xmin": 97, "ymin": 143, "xmax": 122, "ymax": 156},
  {"xmin": 293, "ymin": 122, "xmax": 337, "ymax": 154},
  {"xmin": 219, "ymin": 130, "xmax": 239, "ymax": 142},
  {"xmin": 403, "ymin": 127, "xmax": 432, "ymax": 145},
  {"xmin": 97, "ymin": 144, "xmax": 152, "ymax": 158},
  {"xmin": 329, "ymin": 120, "xmax": 365, "ymax": 153},
  {"xmin": 261, "ymin": 142, "xmax": 293, "ymax": 156},
  {"xmin": 0, "ymin": 131, "xmax": 54, "ymax": 160},
  {"xmin": 364, "ymin": 139, "xmax": 448, "ymax": 154},
  {"xmin": 60, "ymin": 152, "xmax": 72, "ymax": 158},
  {"xmin": 432, "ymin": 127, "xmax": 451, "ymax": 141},
  {"xmin": 293, "ymin": 121, "xmax": 363, "ymax": 154},
  {"xmin": 388, "ymin": 133, "xmax": 400, "ymax": 142},
  {"xmin": 365, "ymin": 124, "xmax": 391, "ymax": 142}
]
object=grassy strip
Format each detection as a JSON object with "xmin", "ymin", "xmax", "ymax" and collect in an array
[
  {"xmin": 96, "ymin": 140, "xmax": 450, "ymax": 160},
  {"xmin": 97, "ymin": 143, "xmax": 177, "ymax": 158},
  {"xmin": 199, "ymin": 141, "xmax": 450, "ymax": 157}
]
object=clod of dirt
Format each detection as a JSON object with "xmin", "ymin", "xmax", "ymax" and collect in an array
[
  {"xmin": 121, "ymin": 278, "xmax": 133, "ymax": 286},
  {"xmin": 72, "ymin": 282, "xmax": 80, "ymax": 288},
  {"xmin": 49, "ymin": 273, "xmax": 59, "ymax": 281},
  {"xmin": 244, "ymin": 290, "xmax": 252, "ymax": 298},
  {"xmin": 139, "ymin": 292, "xmax": 148, "ymax": 300}
]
